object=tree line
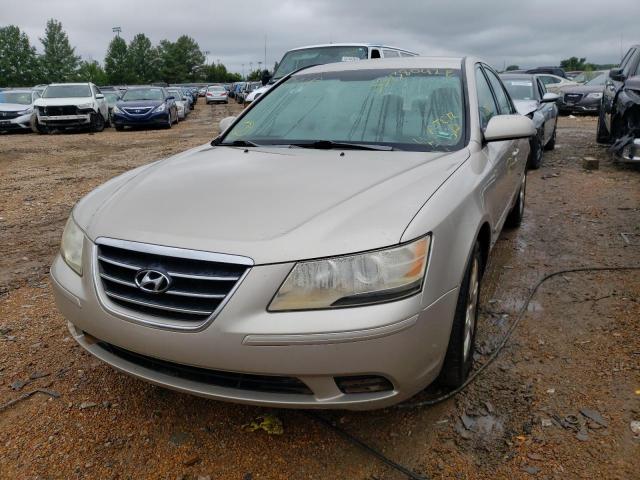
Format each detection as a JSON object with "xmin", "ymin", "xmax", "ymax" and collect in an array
[
  {"xmin": 505, "ymin": 57, "xmax": 617, "ymax": 73},
  {"xmin": 0, "ymin": 19, "xmax": 244, "ymax": 87}
]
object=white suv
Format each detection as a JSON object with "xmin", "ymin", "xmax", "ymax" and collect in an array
[{"xmin": 34, "ymin": 83, "xmax": 109, "ymax": 133}]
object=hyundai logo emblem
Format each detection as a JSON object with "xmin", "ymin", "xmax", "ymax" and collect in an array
[{"xmin": 135, "ymin": 269, "xmax": 171, "ymax": 294}]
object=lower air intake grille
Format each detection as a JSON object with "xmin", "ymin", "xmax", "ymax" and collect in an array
[
  {"xmin": 97, "ymin": 341, "xmax": 313, "ymax": 395},
  {"xmin": 96, "ymin": 240, "xmax": 250, "ymax": 323}
]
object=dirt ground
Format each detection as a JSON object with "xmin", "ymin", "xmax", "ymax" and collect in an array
[{"xmin": 0, "ymin": 104, "xmax": 639, "ymax": 480}]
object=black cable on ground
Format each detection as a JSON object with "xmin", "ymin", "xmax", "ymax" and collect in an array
[
  {"xmin": 308, "ymin": 265, "xmax": 640, "ymax": 479},
  {"xmin": 304, "ymin": 411, "xmax": 430, "ymax": 480}
]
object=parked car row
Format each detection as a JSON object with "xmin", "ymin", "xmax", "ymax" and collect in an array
[{"xmin": 0, "ymin": 83, "xmax": 201, "ymax": 133}]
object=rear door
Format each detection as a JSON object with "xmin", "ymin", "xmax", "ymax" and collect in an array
[{"xmin": 536, "ymin": 77, "xmax": 556, "ymax": 142}]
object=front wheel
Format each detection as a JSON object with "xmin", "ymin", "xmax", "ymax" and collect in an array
[
  {"xmin": 438, "ymin": 242, "xmax": 482, "ymax": 388},
  {"xmin": 89, "ymin": 112, "xmax": 105, "ymax": 132}
]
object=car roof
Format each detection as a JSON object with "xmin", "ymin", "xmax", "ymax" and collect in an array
[
  {"xmin": 288, "ymin": 43, "xmax": 418, "ymax": 55},
  {"xmin": 294, "ymin": 56, "xmax": 463, "ymax": 75},
  {"xmin": 48, "ymin": 83, "xmax": 92, "ymax": 86}
]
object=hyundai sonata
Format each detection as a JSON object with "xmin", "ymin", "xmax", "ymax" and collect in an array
[{"xmin": 51, "ymin": 57, "xmax": 534, "ymax": 410}]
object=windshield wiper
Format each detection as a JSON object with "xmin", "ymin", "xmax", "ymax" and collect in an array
[
  {"xmin": 289, "ymin": 140, "xmax": 393, "ymax": 151},
  {"xmin": 221, "ymin": 139, "xmax": 263, "ymax": 147}
]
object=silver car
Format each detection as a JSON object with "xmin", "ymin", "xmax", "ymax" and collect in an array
[
  {"xmin": 205, "ymin": 85, "xmax": 228, "ymax": 104},
  {"xmin": 0, "ymin": 89, "xmax": 40, "ymax": 132},
  {"xmin": 51, "ymin": 57, "xmax": 534, "ymax": 410}
]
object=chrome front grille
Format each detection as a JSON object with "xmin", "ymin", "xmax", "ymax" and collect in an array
[
  {"xmin": 122, "ymin": 106, "xmax": 153, "ymax": 115},
  {"xmin": 95, "ymin": 239, "xmax": 251, "ymax": 326},
  {"xmin": 563, "ymin": 93, "xmax": 583, "ymax": 104}
]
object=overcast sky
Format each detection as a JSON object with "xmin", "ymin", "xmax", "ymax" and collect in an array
[{"xmin": 3, "ymin": 0, "xmax": 639, "ymax": 74}]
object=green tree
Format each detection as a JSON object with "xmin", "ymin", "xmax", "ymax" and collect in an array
[
  {"xmin": 0, "ymin": 25, "xmax": 40, "ymax": 86},
  {"xmin": 76, "ymin": 60, "xmax": 107, "ymax": 84},
  {"xmin": 505, "ymin": 65, "xmax": 520, "ymax": 71},
  {"xmin": 158, "ymin": 35, "xmax": 204, "ymax": 83},
  {"xmin": 39, "ymin": 19, "xmax": 80, "ymax": 82},
  {"xmin": 128, "ymin": 33, "xmax": 159, "ymax": 83},
  {"xmin": 104, "ymin": 36, "xmax": 131, "ymax": 84},
  {"xmin": 560, "ymin": 57, "xmax": 587, "ymax": 71}
]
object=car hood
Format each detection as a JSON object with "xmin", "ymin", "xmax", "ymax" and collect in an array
[
  {"xmin": 117, "ymin": 100, "xmax": 164, "ymax": 108},
  {"xmin": 559, "ymin": 84, "xmax": 603, "ymax": 94},
  {"xmin": 513, "ymin": 100, "xmax": 539, "ymax": 116},
  {"xmin": 77, "ymin": 145, "xmax": 469, "ymax": 264},
  {"xmin": 247, "ymin": 85, "xmax": 270, "ymax": 100},
  {"xmin": 0, "ymin": 103, "xmax": 32, "ymax": 112},
  {"xmin": 34, "ymin": 97, "xmax": 93, "ymax": 107}
]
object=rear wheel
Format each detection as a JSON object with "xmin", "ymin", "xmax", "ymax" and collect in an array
[
  {"xmin": 596, "ymin": 106, "xmax": 611, "ymax": 144},
  {"xmin": 505, "ymin": 172, "xmax": 526, "ymax": 228},
  {"xmin": 439, "ymin": 242, "xmax": 482, "ymax": 388},
  {"xmin": 544, "ymin": 124, "xmax": 556, "ymax": 151},
  {"xmin": 528, "ymin": 134, "xmax": 543, "ymax": 169}
]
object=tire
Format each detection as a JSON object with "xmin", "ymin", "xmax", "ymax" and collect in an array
[
  {"xmin": 438, "ymin": 242, "xmax": 482, "ymax": 388},
  {"xmin": 31, "ymin": 116, "xmax": 48, "ymax": 134},
  {"xmin": 596, "ymin": 106, "xmax": 610, "ymax": 144},
  {"xmin": 89, "ymin": 112, "xmax": 105, "ymax": 132},
  {"xmin": 505, "ymin": 171, "xmax": 526, "ymax": 228},
  {"xmin": 544, "ymin": 124, "xmax": 556, "ymax": 151},
  {"xmin": 528, "ymin": 134, "xmax": 543, "ymax": 170}
]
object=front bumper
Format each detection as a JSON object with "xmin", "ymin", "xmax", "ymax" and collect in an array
[
  {"xmin": 619, "ymin": 138, "xmax": 640, "ymax": 163},
  {"xmin": 50, "ymin": 242, "xmax": 458, "ymax": 410},
  {"xmin": 558, "ymin": 98, "xmax": 600, "ymax": 114},
  {"xmin": 113, "ymin": 111, "xmax": 170, "ymax": 127},
  {"xmin": 38, "ymin": 113, "xmax": 91, "ymax": 127},
  {"xmin": 0, "ymin": 113, "xmax": 32, "ymax": 131}
]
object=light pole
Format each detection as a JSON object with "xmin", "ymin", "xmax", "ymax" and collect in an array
[
  {"xmin": 241, "ymin": 63, "xmax": 245, "ymax": 80},
  {"xmin": 112, "ymin": 26, "xmax": 121, "ymax": 37}
]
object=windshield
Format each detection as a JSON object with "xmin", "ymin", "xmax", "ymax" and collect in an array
[
  {"xmin": 273, "ymin": 46, "xmax": 369, "ymax": 80},
  {"xmin": 586, "ymin": 73, "xmax": 607, "ymax": 86},
  {"xmin": 104, "ymin": 93, "xmax": 120, "ymax": 104},
  {"xmin": 222, "ymin": 68, "xmax": 464, "ymax": 152},
  {"xmin": 43, "ymin": 85, "xmax": 91, "ymax": 98},
  {"xmin": 0, "ymin": 91, "xmax": 32, "ymax": 105},
  {"xmin": 122, "ymin": 88, "xmax": 165, "ymax": 101},
  {"xmin": 572, "ymin": 71, "xmax": 605, "ymax": 84},
  {"xmin": 501, "ymin": 78, "xmax": 535, "ymax": 101},
  {"xmin": 208, "ymin": 86, "xmax": 224, "ymax": 91}
]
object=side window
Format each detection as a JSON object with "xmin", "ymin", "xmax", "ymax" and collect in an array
[
  {"xmin": 94, "ymin": 86, "xmax": 102, "ymax": 96},
  {"xmin": 382, "ymin": 49, "xmax": 400, "ymax": 58},
  {"xmin": 484, "ymin": 67, "xmax": 513, "ymax": 114},
  {"xmin": 370, "ymin": 49, "xmax": 381, "ymax": 59},
  {"xmin": 475, "ymin": 66, "xmax": 498, "ymax": 130},
  {"xmin": 620, "ymin": 48, "xmax": 635, "ymax": 71},
  {"xmin": 540, "ymin": 75, "xmax": 560, "ymax": 85}
]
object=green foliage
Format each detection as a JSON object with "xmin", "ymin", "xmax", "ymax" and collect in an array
[
  {"xmin": 158, "ymin": 35, "xmax": 205, "ymax": 83},
  {"xmin": 0, "ymin": 19, "xmax": 243, "ymax": 87},
  {"xmin": 39, "ymin": 19, "xmax": 80, "ymax": 82},
  {"xmin": 0, "ymin": 25, "xmax": 40, "ymax": 86},
  {"xmin": 128, "ymin": 33, "xmax": 160, "ymax": 83},
  {"xmin": 560, "ymin": 57, "xmax": 588, "ymax": 71},
  {"xmin": 246, "ymin": 69, "xmax": 263, "ymax": 81},
  {"xmin": 104, "ymin": 36, "xmax": 131, "ymax": 84},
  {"xmin": 505, "ymin": 65, "xmax": 520, "ymax": 71},
  {"xmin": 76, "ymin": 60, "xmax": 108, "ymax": 84}
]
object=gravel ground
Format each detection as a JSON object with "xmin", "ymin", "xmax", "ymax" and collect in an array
[{"xmin": 0, "ymin": 108, "xmax": 639, "ymax": 479}]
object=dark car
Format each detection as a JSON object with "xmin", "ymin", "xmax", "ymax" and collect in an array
[
  {"xmin": 112, "ymin": 86, "xmax": 178, "ymax": 131},
  {"xmin": 525, "ymin": 66, "xmax": 568, "ymax": 79},
  {"xmin": 501, "ymin": 73, "xmax": 559, "ymax": 169},
  {"xmin": 597, "ymin": 45, "xmax": 640, "ymax": 162},
  {"xmin": 557, "ymin": 71, "xmax": 608, "ymax": 115}
]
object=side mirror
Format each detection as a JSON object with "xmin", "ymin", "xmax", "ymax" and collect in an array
[
  {"xmin": 484, "ymin": 115, "xmax": 536, "ymax": 142},
  {"xmin": 609, "ymin": 68, "xmax": 625, "ymax": 82},
  {"xmin": 95, "ymin": 93, "xmax": 104, "ymax": 99},
  {"xmin": 541, "ymin": 92, "xmax": 559, "ymax": 103},
  {"xmin": 218, "ymin": 116, "xmax": 236, "ymax": 134},
  {"xmin": 166, "ymin": 96, "xmax": 175, "ymax": 101}
]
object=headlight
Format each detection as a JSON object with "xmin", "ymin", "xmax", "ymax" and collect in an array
[
  {"xmin": 586, "ymin": 92, "xmax": 603, "ymax": 99},
  {"xmin": 77, "ymin": 103, "xmax": 94, "ymax": 110},
  {"xmin": 112, "ymin": 105, "xmax": 122, "ymax": 113},
  {"xmin": 17, "ymin": 107, "xmax": 33, "ymax": 115},
  {"xmin": 60, "ymin": 216, "xmax": 84, "ymax": 275},
  {"xmin": 269, "ymin": 236, "xmax": 430, "ymax": 311},
  {"xmin": 154, "ymin": 103, "xmax": 166, "ymax": 113}
]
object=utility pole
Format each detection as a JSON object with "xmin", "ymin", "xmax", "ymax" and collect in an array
[
  {"xmin": 241, "ymin": 63, "xmax": 245, "ymax": 80},
  {"xmin": 112, "ymin": 26, "xmax": 121, "ymax": 37},
  {"xmin": 264, "ymin": 35, "xmax": 267, "ymax": 72}
]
